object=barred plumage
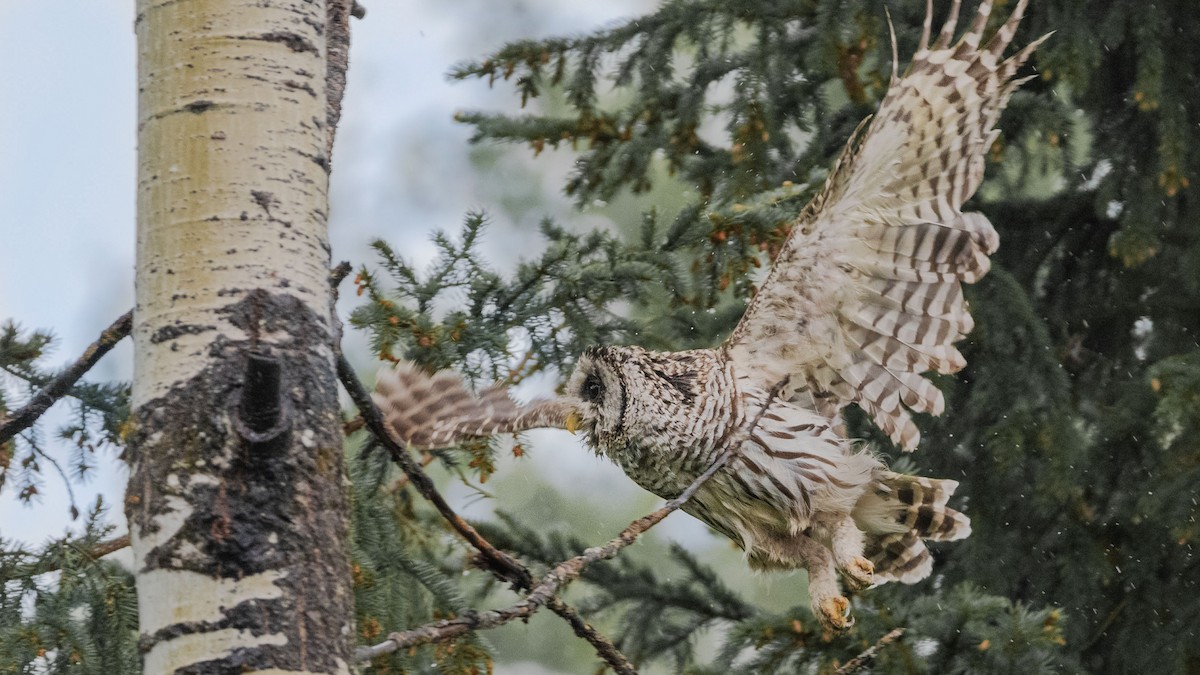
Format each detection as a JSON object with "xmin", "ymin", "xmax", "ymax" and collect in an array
[
  {"xmin": 727, "ymin": 0, "xmax": 1047, "ymax": 451},
  {"xmin": 372, "ymin": 0, "xmax": 1042, "ymax": 632},
  {"xmin": 373, "ymin": 361, "xmax": 574, "ymax": 448}
]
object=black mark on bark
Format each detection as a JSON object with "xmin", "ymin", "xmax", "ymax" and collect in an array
[
  {"xmin": 184, "ymin": 100, "xmax": 215, "ymax": 113},
  {"xmin": 251, "ymin": 190, "xmax": 293, "ymax": 229},
  {"xmin": 282, "ymin": 79, "xmax": 317, "ymax": 98},
  {"xmin": 259, "ymin": 31, "xmax": 318, "ymax": 55},
  {"xmin": 150, "ymin": 323, "xmax": 216, "ymax": 344}
]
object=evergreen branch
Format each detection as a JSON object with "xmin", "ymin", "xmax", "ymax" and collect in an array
[
  {"xmin": 0, "ymin": 311, "xmax": 132, "ymax": 445},
  {"xmin": 833, "ymin": 628, "xmax": 905, "ymax": 674},
  {"xmin": 3, "ymin": 533, "xmax": 131, "ymax": 577},
  {"xmin": 355, "ymin": 376, "xmax": 789, "ymax": 664},
  {"xmin": 338, "ymin": 352, "xmax": 637, "ymax": 672},
  {"xmin": 336, "ymin": 352, "xmax": 532, "ymax": 588},
  {"xmin": 353, "ymin": 451, "xmax": 732, "ymax": 664}
]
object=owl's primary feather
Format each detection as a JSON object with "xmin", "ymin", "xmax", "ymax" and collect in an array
[
  {"xmin": 372, "ymin": 361, "xmax": 574, "ymax": 448},
  {"xmin": 372, "ymin": 0, "xmax": 1041, "ymax": 632},
  {"xmin": 726, "ymin": 0, "xmax": 1048, "ymax": 450}
]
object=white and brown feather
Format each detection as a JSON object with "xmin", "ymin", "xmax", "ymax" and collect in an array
[{"xmin": 727, "ymin": 0, "xmax": 1046, "ymax": 451}]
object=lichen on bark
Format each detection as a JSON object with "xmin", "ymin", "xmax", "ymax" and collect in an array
[{"xmin": 128, "ymin": 291, "xmax": 351, "ymax": 673}]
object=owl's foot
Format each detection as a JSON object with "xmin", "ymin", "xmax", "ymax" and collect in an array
[
  {"xmin": 812, "ymin": 513, "xmax": 871, "ymax": 591},
  {"xmin": 839, "ymin": 556, "xmax": 874, "ymax": 591},
  {"xmin": 814, "ymin": 595, "xmax": 853, "ymax": 632}
]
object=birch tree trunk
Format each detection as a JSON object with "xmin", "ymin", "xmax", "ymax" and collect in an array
[{"xmin": 128, "ymin": 0, "xmax": 353, "ymax": 672}]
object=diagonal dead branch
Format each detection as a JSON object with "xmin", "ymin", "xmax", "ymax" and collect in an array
[
  {"xmin": 354, "ymin": 375, "xmax": 791, "ymax": 663},
  {"xmin": 87, "ymin": 533, "xmax": 132, "ymax": 560},
  {"xmin": 337, "ymin": 352, "xmax": 534, "ymax": 587},
  {"xmin": 834, "ymin": 627, "xmax": 906, "ymax": 674},
  {"xmin": 333, "ymin": 265, "xmax": 636, "ymax": 669},
  {"xmin": 339, "ymin": 352, "xmax": 637, "ymax": 671},
  {"xmin": 0, "ymin": 310, "xmax": 132, "ymax": 445},
  {"xmin": 352, "ymin": 453, "xmax": 731, "ymax": 662},
  {"xmin": 546, "ymin": 598, "xmax": 636, "ymax": 673}
]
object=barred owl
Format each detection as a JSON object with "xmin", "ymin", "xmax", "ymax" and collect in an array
[{"xmin": 374, "ymin": 0, "xmax": 1045, "ymax": 631}]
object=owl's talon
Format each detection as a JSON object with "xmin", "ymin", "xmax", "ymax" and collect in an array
[
  {"xmin": 815, "ymin": 595, "xmax": 853, "ymax": 632},
  {"xmin": 840, "ymin": 556, "xmax": 874, "ymax": 591}
]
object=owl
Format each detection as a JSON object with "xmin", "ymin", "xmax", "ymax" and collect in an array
[{"xmin": 373, "ymin": 0, "xmax": 1045, "ymax": 631}]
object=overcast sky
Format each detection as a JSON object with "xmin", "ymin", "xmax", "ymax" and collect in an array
[{"xmin": 0, "ymin": 0, "xmax": 698, "ymax": 546}]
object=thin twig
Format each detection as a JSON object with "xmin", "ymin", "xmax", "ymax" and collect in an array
[
  {"xmin": 1081, "ymin": 597, "xmax": 1128, "ymax": 652},
  {"xmin": 88, "ymin": 533, "xmax": 131, "ymax": 559},
  {"xmin": 0, "ymin": 311, "xmax": 133, "ymax": 445},
  {"xmin": 546, "ymin": 598, "xmax": 637, "ymax": 674},
  {"xmin": 30, "ymin": 445, "xmax": 78, "ymax": 515},
  {"xmin": 385, "ymin": 451, "xmax": 435, "ymax": 493},
  {"xmin": 834, "ymin": 627, "xmax": 906, "ymax": 674},
  {"xmin": 356, "ymin": 376, "xmax": 791, "ymax": 662},
  {"xmin": 501, "ymin": 349, "xmax": 542, "ymax": 386}
]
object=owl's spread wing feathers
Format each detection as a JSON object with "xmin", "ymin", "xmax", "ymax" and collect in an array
[
  {"xmin": 725, "ymin": 0, "xmax": 1046, "ymax": 450},
  {"xmin": 373, "ymin": 362, "xmax": 574, "ymax": 449}
]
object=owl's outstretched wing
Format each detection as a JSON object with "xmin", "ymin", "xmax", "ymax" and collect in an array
[
  {"xmin": 372, "ymin": 362, "xmax": 575, "ymax": 449},
  {"xmin": 725, "ymin": 0, "xmax": 1046, "ymax": 450}
]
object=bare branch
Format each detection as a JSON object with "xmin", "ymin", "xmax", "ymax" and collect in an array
[
  {"xmin": 336, "ymin": 353, "xmax": 534, "ymax": 586},
  {"xmin": 89, "ymin": 533, "xmax": 132, "ymax": 559},
  {"xmin": 339, "ymin": 353, "xmax": 646, "ymax": 671},
  {"xmin": 546, "ymin": 598, "xmax": 637, "ymax": 674},
  {"xmin": 834, "ymin": 627, "xmax": 906, "ymax": 674},
  {"xmin": 385, "ymin": 450, "xmax": 434, "ymax": 493},
  {"xmin": 0, "ymin": 310, "xmax": 132, "ymax": 445}
]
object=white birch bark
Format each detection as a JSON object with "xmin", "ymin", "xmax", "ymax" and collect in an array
[{"xmin": 129, "ymin": 0, "xmax": 353, "ymax": 672}]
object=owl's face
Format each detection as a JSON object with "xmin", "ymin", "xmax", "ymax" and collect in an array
[{"xmin": 565, "ymin": 345, "xmax": 712, "ymax": 456}]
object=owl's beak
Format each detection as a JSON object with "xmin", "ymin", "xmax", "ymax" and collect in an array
[{"xmin": 564, "ymin": 410, "xmax": 582, "ymax": 434}]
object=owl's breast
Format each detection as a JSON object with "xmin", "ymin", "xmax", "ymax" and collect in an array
[{"xmin": 600, "ymin": 432, "xmax": 723, "ymax": 500}]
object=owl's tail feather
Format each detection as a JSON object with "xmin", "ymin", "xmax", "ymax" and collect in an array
[{"xmin": 853, "ymin": 471, "xmax": 971, "ymax": 584}]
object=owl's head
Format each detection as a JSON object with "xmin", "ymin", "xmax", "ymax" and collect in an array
[{"xmin": 565, "ymin": 345, "xmax": 705, "ymax": 452}]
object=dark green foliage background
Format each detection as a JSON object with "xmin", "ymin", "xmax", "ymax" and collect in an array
[{"xmin": 3, "ymin": 0, "xmax": 1197, "ymax": 673}]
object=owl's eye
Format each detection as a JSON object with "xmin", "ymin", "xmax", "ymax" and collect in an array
[{"xmin": 582, "ymin": 373, "xmax": 604, "ymax": 403}]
